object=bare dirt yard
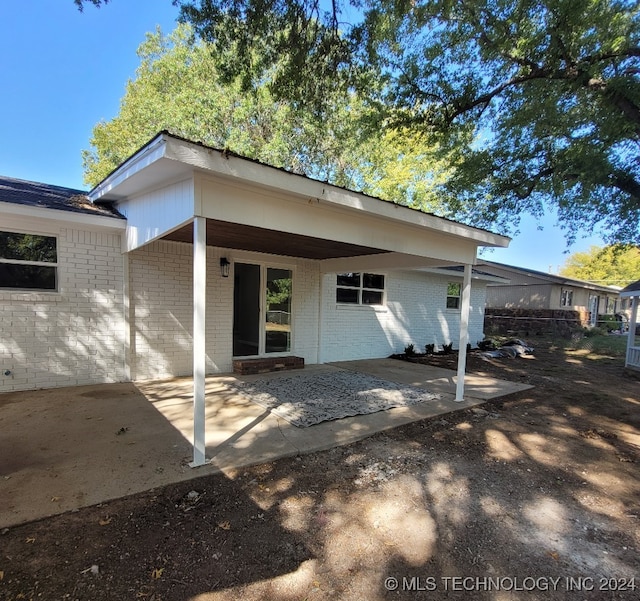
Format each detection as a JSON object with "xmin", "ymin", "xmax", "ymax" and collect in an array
[{"xmin": 2, "ymin": 336, "xmax": 639, "ymax": 601}]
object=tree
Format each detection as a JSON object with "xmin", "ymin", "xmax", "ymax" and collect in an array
[
  {"xmin": 177, "ymin": 0, "xmax": 640, "ymax": 244},
  {"xmin": 559, "ymin": 244, "xmax": 640, "ymax": 286},
  {"xmin": 83, "ymin": 24, "xmax": 453, "ymax": 217},
  {"xmin": 77, "ymin": 2, "xmax": 639, "ymax": 244}
]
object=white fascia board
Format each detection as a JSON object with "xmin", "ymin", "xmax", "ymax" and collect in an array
[
  {"xmin": 88, "ymin": 133, "xmax": 168, "ymax": 202},
  {"xmin": 0, "ymin": 201, "xmax": 126, "ymax": 232},
  {"xmin": 164, "ymin": 136, "xmax": 510, "ymax": 248}
]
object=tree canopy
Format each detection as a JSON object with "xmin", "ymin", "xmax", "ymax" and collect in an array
[
  {"xmin": 77, "ymin": 0, "xmax": 640, "ymax": 245},
  {"xmin": 82, "ymin": 24, "xmax": 453, "ymax": 216},
  {"xmin": 559, "ymin": 244, "xmax": 640, "ymax": 286}
]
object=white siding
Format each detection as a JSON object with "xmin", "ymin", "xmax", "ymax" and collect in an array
[
  {"xmin": 0, "ymin": 228, "xmax": 126, "ymax": 392},
  {"xmin": 119, "ymin": 179, "xmax": 194, "ymax": 251}
]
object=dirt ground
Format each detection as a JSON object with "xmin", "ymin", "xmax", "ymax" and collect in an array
[{"xmin": 2, "ymin": 337, "xmax": 639, "ymax": 601}]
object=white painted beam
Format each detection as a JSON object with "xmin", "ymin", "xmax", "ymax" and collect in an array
[
  {"xmin": 198, "ymin": 177, "xmax": 484, "ymax": 264},
  {"xmin": 455, "ymin": 263, "xmax": 473, "ymax": 401},
  {"xmin": 190, "ymin": 216, "xmax": 207, "ymax": 467},
  {"xmin": 320, "ymin": 253, "xmax": 472, "ymax": 274}
]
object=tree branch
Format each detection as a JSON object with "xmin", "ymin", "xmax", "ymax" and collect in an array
[{"xmin": 610, "ymin": 171, "xmax": 640, "ymax": 202}]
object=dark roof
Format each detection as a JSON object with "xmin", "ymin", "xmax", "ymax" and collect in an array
[
  {"xmin": 437, "ymin": 265, "xmax": 506, "ymax": 279},
  {"xmin": 0, "ymin": 176, "xmax": 123, "ymax": 219},
  {"xmin": 621, "ymin": 279, "xmax": 640, "ymax": 294},
  {"xmin": 478, "ymin": 259, "xmax": 620, "ymax": 293}
]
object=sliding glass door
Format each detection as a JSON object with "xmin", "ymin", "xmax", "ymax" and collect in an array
[{"xmin": 233, "ymin": 263, "xmax": 292, "ymax": 357}]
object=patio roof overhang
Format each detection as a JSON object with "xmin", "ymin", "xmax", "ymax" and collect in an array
[
  {"xmin": 89, "ymin": 132, "xmax": 510, "ymax": 269},
  {"xmin": 89, "ymin": 132, "xmax": 512, "ymax": 466}
]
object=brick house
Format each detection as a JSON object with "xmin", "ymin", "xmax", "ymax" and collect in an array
[
  {"xmin": 1, "ymin": 132, "xmax": 509, "ymax": 464},
  {"xmin": 476, "ymin": 260, "xmax": 622, "ymax": 327}
]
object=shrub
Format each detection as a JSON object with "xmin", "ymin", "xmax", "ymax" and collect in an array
[
  {"xmin": 404, "ymin": 343, "xmax": 416, "ymax": 356},
  {"xmin": 584, "ymin": 326, "xmax": 607, "ymax": 337},
  {"xmin": 425, "ymin": 343, "xmax": 435, "ymax": 355},
  {"xmin": 442, "ymin": 342, "xmax": 454, "ymax": 354},
  {"xmin": 477, "ymin": 339, "xmax": 496, "ymax": 351},
  {"xmin": 597, "ymin": 314, "xmax": 622, "ymax": 332}
]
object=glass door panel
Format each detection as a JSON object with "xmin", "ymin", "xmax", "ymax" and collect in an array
[
  {"xmin": 233, "ymin": 263, "xmax": 261, "ymax": 356},
  {"xmin": 265, "ymin": 268, "xmax": 292, "ymax": 353}
]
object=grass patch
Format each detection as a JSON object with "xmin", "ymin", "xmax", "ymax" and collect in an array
[{"xmin": 556, "ymin": 334, "xmax": 631, "ymax": 358}]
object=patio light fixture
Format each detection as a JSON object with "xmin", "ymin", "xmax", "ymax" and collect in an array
[{"xmin": 220, "ymin": 257, "xmax": 231, "ymax": 278}]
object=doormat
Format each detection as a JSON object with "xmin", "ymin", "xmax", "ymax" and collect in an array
[{"xmin": 228, "ymin": 370, "xmax": 441, "ymax": 427}]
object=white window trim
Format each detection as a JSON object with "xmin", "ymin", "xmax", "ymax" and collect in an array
[
  {"xmin": 446, "ymin": 281, "xmax": 462, "ymax": 311},
  {"xmin": 0, "ymin": 230, "xmax": 59, "ymax": 292},
  {"xmin": 560, "ymin": 288, "xmax": 574, "ymax": 307},
  {"xmin": 336, "ymin": 272, "xmax": 386, "ymax": 306}
]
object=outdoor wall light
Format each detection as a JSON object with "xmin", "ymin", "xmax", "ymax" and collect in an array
[{"xmin": 220, "ymin": 257, "xmax": 231, "ymax": 278}]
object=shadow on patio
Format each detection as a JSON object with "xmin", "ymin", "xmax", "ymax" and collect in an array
[{"xmin": 0, "ymin": 360, "xmax": 530, "ymax": 528}]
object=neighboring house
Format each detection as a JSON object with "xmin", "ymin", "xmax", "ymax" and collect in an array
[
  {"xmin": 476, "ymin": 260, "xmax": 622, "ymax": 327},
  {"xmin": 1, "ymin": 132, "xmax": 510, "ymax": 464},
  {"xmin": 620, "ymin": 279, "xmax": 640, "ymax": 372}
]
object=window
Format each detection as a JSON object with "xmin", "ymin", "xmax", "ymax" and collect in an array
[
  {"xmin": 446, "ymin": 282, "xmax": 461, "ymax": 309},
  {"xmin": 336, "ymin": 272, "xmax": 385, "ymax": 305},
  {"xmin": 560, "ymin": 288, "xmax": 573, "ymax": 307},
  {"xmin": 0, "ymin": 231, "xmax": 57, "ymax": 290}
]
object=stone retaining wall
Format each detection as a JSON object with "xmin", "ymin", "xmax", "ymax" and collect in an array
[{"xmin": 484, "ymin": 308, "xmax": 590, "ymax": 336}]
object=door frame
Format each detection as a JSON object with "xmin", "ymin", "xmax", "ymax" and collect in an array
[
  {"xmin": 232, "ymin": 257, "xmax": 295, "ymax": 359},
  {"xmin": 589, "ymin": 294, "xmax": 599, "ymax": 327}
]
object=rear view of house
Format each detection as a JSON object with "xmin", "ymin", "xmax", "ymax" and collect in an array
[{"xmin": 1, "ymin": 132, "xmax": 512, "ymax": 461}]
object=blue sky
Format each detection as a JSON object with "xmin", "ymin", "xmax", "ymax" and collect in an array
[{"xmin": 0, "ymin": 1, "xmax": 604, "ymax": 272}]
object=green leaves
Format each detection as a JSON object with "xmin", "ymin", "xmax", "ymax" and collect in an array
[
  {"xmin": 175, "ymin": 0, "xmax": 640, "ymax": 244},
  {"xmin": 559, "ymin": 244, "xmax": 640, "ymax": 286},
  {"xmin": 82, "ymin": 23, "xmax": 448, "ymax": 217}
]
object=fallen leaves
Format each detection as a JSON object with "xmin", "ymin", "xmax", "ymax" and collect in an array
[{"xmin": 151, "ymin": 567, "xmax": 164, "ymax": 579}]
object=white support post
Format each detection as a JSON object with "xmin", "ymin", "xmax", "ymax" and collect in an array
[
  {"xmin": 627, "ymin": 296, "xmax": 638, "ymax": 367},
  {"xmin": 122, "ymin": 250, "xmax": 131, "ymax": 382},
  {"xmin": 316, "ymin": 265, "xmax": 324, "ymax": 364},
  {"xmin": 455, "ymin": 263, "xmax": 472, "ymax": 402},
  {"xmin": 190, "ymin": 216, "xmax": 207, "ymax": 467}
]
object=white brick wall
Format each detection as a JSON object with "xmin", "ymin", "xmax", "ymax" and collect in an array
[
  {"xmin": 0, "ymin": 228, "xmax": 126, "ymax": 392},
  {"xmin": 1, "ymin": 228, "xmax": 488, "ymax": 391},
  {"xmin": 320, "ymin": 270, "xmax": 487, "ymax": 362},
  {"xmin": 128, "ymin": 240, "xmax": 235, "ymax": 379},
  {"xmin": 129, "ymin": 243, "xmax": 321, "ymax": 380}
]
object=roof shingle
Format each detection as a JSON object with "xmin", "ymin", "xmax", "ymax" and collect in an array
[{"xmin": 0, "ymin": 176, "xmax": 123, "ymax": 219}]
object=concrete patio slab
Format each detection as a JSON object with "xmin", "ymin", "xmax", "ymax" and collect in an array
[{"xmin": 0, "ymin": 360, "xmax": 532, "ymax": 528}]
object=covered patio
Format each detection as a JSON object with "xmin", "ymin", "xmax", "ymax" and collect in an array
[
  {"xmin": 89, "ymin": 132, "xmax": 511, "ymax": 466},
  {"xmin": 0, "ymin": 359, "xmax": 531, "ymax": 528}
]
